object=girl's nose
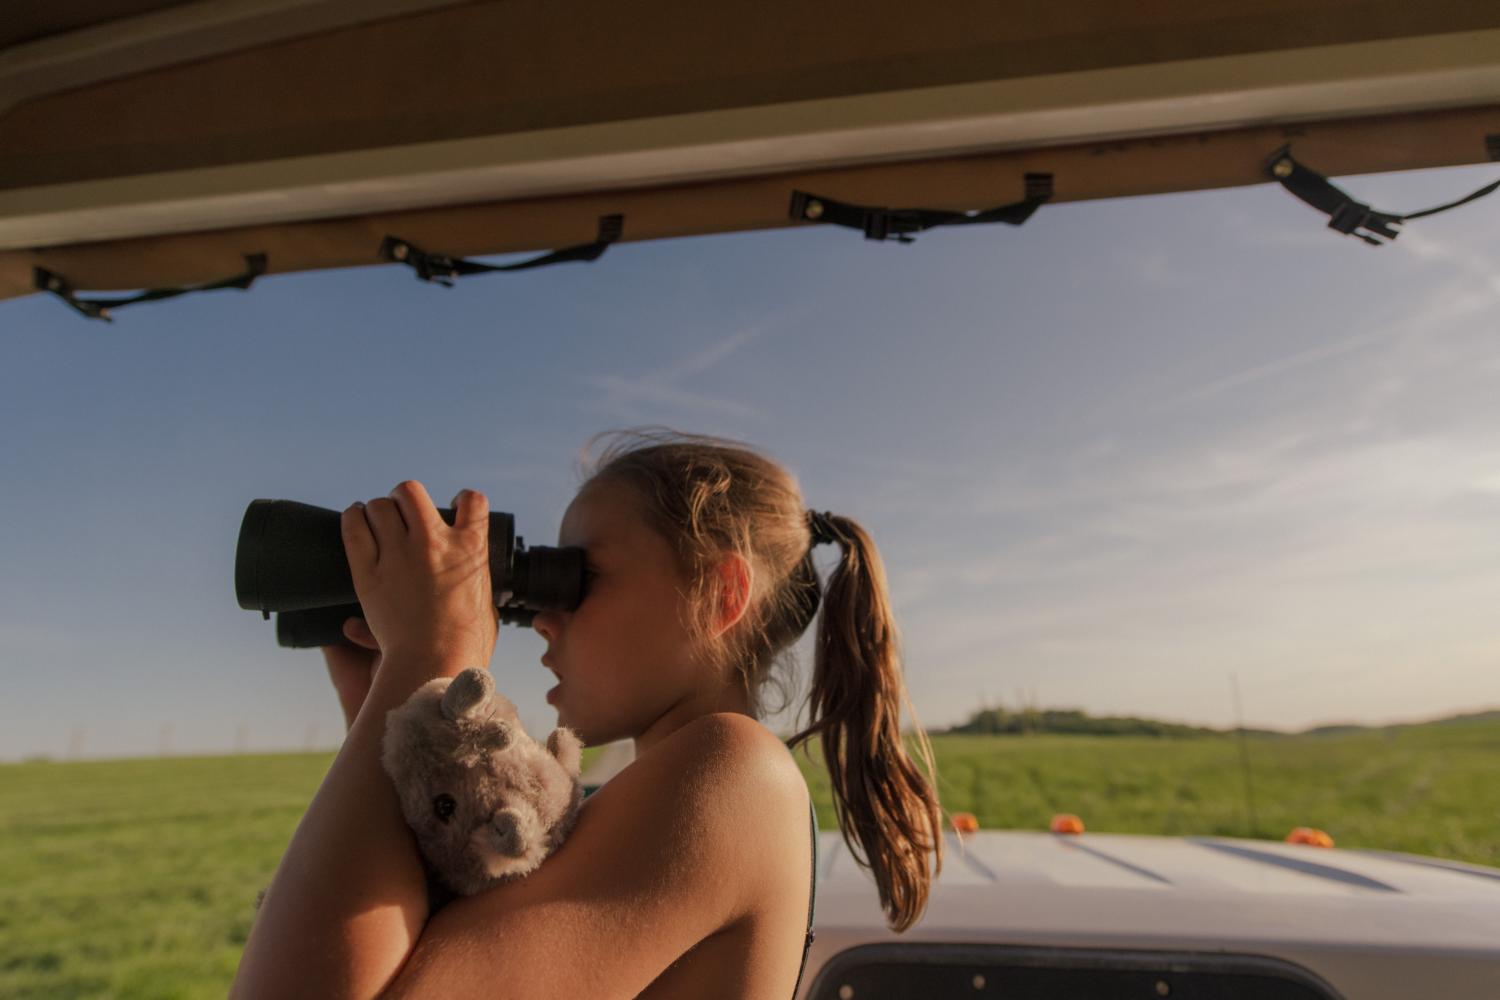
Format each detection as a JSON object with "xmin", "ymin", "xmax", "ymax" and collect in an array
[{"xmin": 531, "ymin": 609, "xmax": 561, "ymax": 642}]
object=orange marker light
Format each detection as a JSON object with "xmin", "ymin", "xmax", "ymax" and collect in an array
[
  {"xmin": 1285, "ymin": 827, "xmax": 1334, "ymax": 847},
  {"xmin": 952, "ymin": 812, "xmax": 979, "ymax": 834},
  {"xmin": 1050, "ymin": 813, "xmax": 1085, "ymax": 835}
]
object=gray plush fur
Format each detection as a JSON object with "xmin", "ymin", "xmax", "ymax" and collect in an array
[{"xmin": 380, "ymin": 667, "xmax": 584, "ymax": 896}]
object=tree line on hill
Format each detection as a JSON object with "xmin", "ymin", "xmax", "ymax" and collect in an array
[
  {"xmin": 938, "ymin": 705, "xmax": 1500, "ymax": 738},
  {"xmin": 941, "ymin": 706, "xmax": 1273, "ymax": 739}
]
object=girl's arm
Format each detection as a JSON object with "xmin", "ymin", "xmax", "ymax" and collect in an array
[
  {"xmin": 324, "ymin": 616, "xmax": 382, "ymax": 733},
  {"xmin": 231, "ymin": 662, "xmax": 443, "ymax": 998},
  {"xmin": 235, "ymin": 702, "xmax": 802, "ymax": 1000},
  {"xmin": 381, "ymin": 711, "xmax": 807, "ymax": 1000},
  {"xmin": 231, "ymin": 482, "xmax": 500, "ymax": 998}
]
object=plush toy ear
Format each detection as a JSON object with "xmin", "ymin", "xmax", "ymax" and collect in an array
[
  {"xmin": 546, "ymin": 727, "xmax": 584, "ymax": 775},
  {"xmin": 482, "ymin": 719, "xmax": 514, "ymax": 751},
  {"xmin": 441, "ymin": 668, "xmax": 495, "ymax": 722}
]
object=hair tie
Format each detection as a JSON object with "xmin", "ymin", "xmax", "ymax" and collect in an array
[{"xmin": 807, "ymin": 509, "xmax": 839, "ymax": 547}]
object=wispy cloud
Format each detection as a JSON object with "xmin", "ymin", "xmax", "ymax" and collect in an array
[
  {"xmin": 653, "ymin": 324, "xmax": 766, "ymax": 383},
  {"xmin": 576, "ymin": 317, "xmax": 785, "ymax": 424},
  {"xmin": 1158, "ymin": 329, "xmax": 1390, "ymax": 408},
  {"xmin": 580, "ymin": 373, "xmax": 764, "ymax": 422},
  {"xmin": 1151, "ymin": 225, "xmax": 1500, "ymax": 413}
]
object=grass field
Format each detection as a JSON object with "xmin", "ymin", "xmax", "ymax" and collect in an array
[{"xmin": 3, "ymin": 719, "xmax": 1497, "ymax": 998}]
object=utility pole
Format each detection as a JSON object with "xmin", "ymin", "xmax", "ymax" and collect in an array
[{"xmin": 1231, "ymin": 673, "xmax": 1260, "ymax": 837}]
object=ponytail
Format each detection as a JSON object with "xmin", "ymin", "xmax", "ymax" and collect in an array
[
  {"xmin": 787, "ymin": 513, "xmax": 944, "ymax": 932},
  {"xmin": 576, "ymin": 429, "xmax": 945, "ymax": 930}
]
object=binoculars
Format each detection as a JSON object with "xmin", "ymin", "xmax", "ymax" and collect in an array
[{"xmin": 235, "ymin": 499, "xmax": 585, "ymax": 648}]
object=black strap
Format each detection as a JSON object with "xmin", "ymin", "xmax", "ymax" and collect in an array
[
  {"xmin": 1265, "ymin": 142, "xmax": 1500, "ymax": 246},
  {"xmin": 789, "ymin": 173, "xmax": 1052, "ymax": 243},
  {"xmin": 790, "ymin": 796, "xmax": 818, "ymax": 1000},
  {"xmin": 34, "ymin": 253, "xmax": 267, "ymax": 322},
  {"xmin": 380, "ymin": 214, "xmax": 624, "ymax": 286}
]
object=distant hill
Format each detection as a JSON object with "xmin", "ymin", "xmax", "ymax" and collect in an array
[
  {"xmin": 939, "ymin": 705, "xmax": 1500, "ymax": 739},
  {"xmin": 940, "ymin": 706, "xmax": 1272, "ymax": 739},
  {"xmin": 1300, "ymin": 708, "xmax": 1500, "ymax": 737}
]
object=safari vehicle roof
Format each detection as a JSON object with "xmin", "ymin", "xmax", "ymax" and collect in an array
[
  {"xmin": 804, "ymin": 829, "xmax": 1500, "ymax": 999},
  {"xmin": 2, "ymin": 0, "xmax": 1498, "ymax": 307}
]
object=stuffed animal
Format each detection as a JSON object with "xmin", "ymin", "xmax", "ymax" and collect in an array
[
  {"xmin": 253, "ymin": 668, "xmax": 583, "ymax": 913},
  {"xmin": 380, "ymin": 667, "xmax": 585, "ymax": 896}
]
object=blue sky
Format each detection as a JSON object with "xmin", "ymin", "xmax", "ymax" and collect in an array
[{"xmin": 2, "ymin": 162, "xmax": 1498, "ymax": 760}]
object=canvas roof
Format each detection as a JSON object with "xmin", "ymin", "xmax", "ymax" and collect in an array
[{"xmin": 2, "ymin": 0, "xmax": 1498, "ymax": 303}]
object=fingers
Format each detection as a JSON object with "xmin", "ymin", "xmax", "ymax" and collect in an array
[
  {"xmin": 387, "ymin": 480, "xmax": 444, "ymax": 536},
  {"xmin": 342, "ymin": 616, "xmax": 381, "ymax": 650},
  {"xmin": 341, "ymin": 501, "xmax": 377, "ymax": 569},
  {"xmin": 345, "ymin": 482, "xmax": 485, "ymax": 573},
  {"xmin": 453, "ymin": 488, "xmax": 489, "ymax": 542},
  {"xmin": 363, "ymin": 495, "xmax": 406, "ymax": 546}
]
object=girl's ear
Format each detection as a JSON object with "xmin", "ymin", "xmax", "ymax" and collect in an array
[{"xmin": 712, "ymin": 553, "xmax": 753, "ymax": 638}]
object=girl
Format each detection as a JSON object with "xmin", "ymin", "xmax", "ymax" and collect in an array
[{"xmin": 231, "ymin": 429, "xmax": 944, "ymax": 999}]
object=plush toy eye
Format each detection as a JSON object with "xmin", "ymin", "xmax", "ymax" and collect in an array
[{"xmin": 433, "ymin": 793, "xmax": 457, "ymax": 824}]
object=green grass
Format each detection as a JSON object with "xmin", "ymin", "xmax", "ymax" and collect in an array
[
  {"xmin": 5, "ymin": 723, "xmax": 1498, "ymax": 998},
  {"xmin": 900, "ymin": 720, "xmax": 1500, "ymax": 864}
]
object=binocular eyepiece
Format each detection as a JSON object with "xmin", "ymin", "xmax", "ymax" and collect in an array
[{"xmin": 235, "ymin": 499, "xmax": 584, "ymax": 648}]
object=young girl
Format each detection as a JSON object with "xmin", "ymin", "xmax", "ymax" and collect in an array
[{"xmin": 231, "ymin": 429, "xmax": 944, "ymax": 999}]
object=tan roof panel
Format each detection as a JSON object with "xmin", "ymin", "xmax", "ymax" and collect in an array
[
  {"xmin": 2, "ymin": 1, "xmax": 1497, "ymax": 304},
  {"xmin": 0, "ymin": 0, "xmax": 195, "ymax": 51}
]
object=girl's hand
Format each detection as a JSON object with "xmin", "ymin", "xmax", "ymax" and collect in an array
[
  {"xmin": 323, "ymin": 616, "xmax": 382, "ymax": 731},
  {"xmin": 340, "ymin": 481, "xmax": 499, "ymax": 680}
]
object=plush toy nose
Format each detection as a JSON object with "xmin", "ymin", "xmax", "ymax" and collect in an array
[{"xmin": 489, "ymin": 807, "xmax": 531, "ymax": 858}]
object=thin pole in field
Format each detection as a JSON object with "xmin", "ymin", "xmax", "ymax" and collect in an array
[{"xmin": 1231, "ymin": 673, "xmax": 1259, "ymax": 837}]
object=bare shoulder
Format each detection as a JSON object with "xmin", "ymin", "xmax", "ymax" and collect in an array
[
  {"xmin": 576, "ymin": 712, "xmax": 805, "ymax": 839},
  {"xmin": 545, "ymin": 713, "xmax": 808, "ymax": 946},
  {"xmin": 572, "ymin": 710, "xmax": 809, "ymax": 883},
  {"xmin": 612, "ymin": 711, "xmax": 811, "ymax": 893},
  {"xmin": 641, "ymin": 712, "xmax": 810, "ymax": 815},
  {"xmin": 385, "ymin": 714, "xmax": 809, "ymax": 997}
]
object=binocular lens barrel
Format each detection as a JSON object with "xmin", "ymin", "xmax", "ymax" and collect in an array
[
  {"xmin": 237, "ymin": 499, "xmax": 578, "ymax": 648},
  {"xmin": 276, "ymin": 603, "xmax": 362, "ymax": 648},
  {"xmin": 276, "ymin": 602, "xmax": 539, "ymax": 648}
]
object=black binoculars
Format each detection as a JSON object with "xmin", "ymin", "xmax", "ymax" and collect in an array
[{"xmin": 235, "ymin": 499, "xmax": 585, "ymax": 648}]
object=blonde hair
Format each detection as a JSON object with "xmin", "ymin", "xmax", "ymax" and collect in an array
[{"xmin": 575, "ymin": 427, "xmax": 944, "ymax": 932}]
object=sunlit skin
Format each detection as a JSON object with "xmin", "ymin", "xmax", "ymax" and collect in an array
[
  {"xmin": 232, "ymin": 478, "xmax": 812, "ymax": 999},
  {"xmin": 532, "ymin": 479, "xmax": 756, "ymax": 757},
  {"xmin": 323, "ymin": 479, "xmax": 757, "ymax": 754}
]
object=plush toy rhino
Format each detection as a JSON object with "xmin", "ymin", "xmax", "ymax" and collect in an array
[
  {"xmin": 252, "ymin": 668, "xmax": 583, "ymax": 913},
  {"xmin": 380, "ymin": 667, "xmax": 585, "ymax": 896}
]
